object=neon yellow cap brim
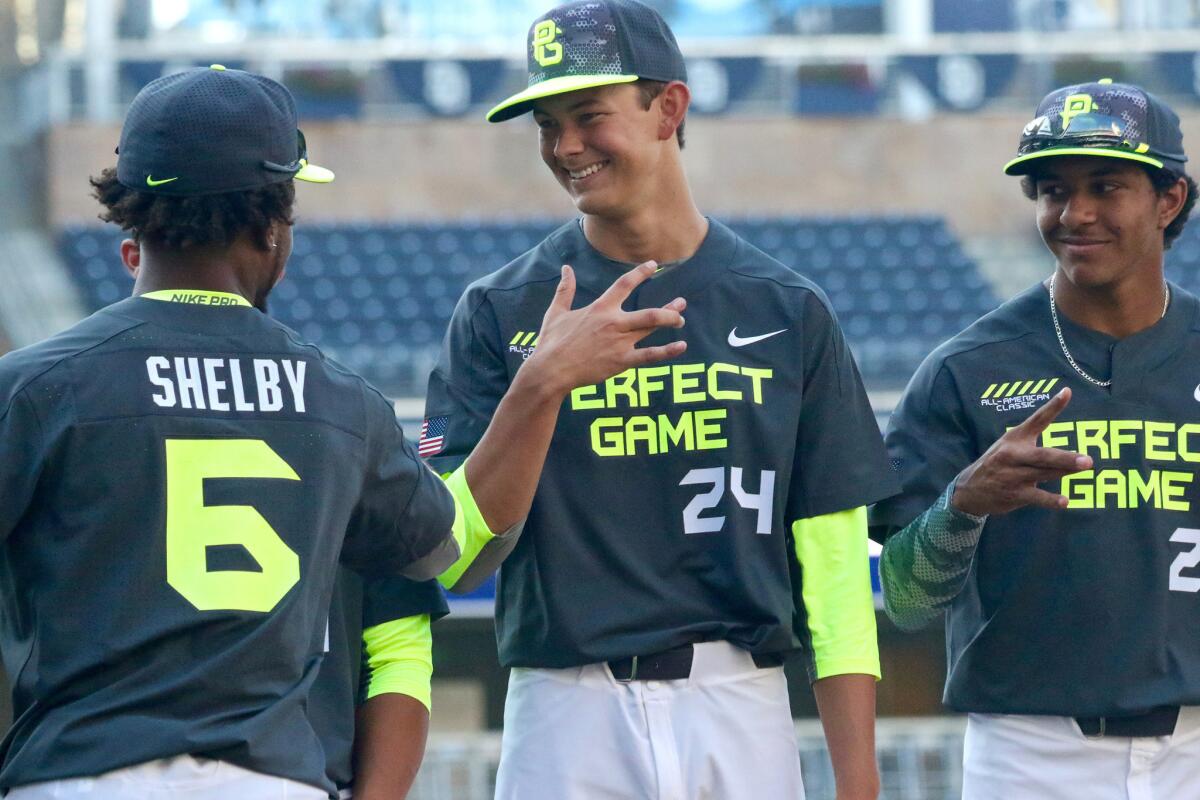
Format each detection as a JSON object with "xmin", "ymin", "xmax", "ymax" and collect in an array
[
  {"xmin": 295, "ymin": 160, "xmax": 335, "ymax": 183},
  {"xmin": 1004, "ymin": 147, "xmax": 1164, "ymax": 175},
  {"xmin": 487, "ymin": 73, "xmax": 640, "ymax": 122}
]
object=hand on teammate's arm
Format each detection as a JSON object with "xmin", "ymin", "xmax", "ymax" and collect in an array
[
  {"xmin": 813, "ymin": 674, "xmax": 880, "ymax": 800},
  {"xmin": 465, "ymin": 261, "xmax": 687, "ymax": 533},
  {"xmin": 951, "ymin": 388, "xmax": 1091, "ymax": 517}
]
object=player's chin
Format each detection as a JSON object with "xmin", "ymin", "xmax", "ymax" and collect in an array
[
  {"xmin": 1058, "ymin": 258, "xmax": 1121, "ymax": 290},
  {"xmin": 570, "ymin": 188, "xmax": 619, "ymax": 217}
]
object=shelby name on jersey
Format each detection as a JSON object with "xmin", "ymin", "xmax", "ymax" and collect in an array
[{"xmin": 146, "ymin": 356, "xmax": 307, "ymax": 413}]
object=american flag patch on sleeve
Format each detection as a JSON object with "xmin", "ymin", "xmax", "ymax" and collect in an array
[{"xmin": 418, "ymin": 416, "xmax": 449, "ymax": 457}]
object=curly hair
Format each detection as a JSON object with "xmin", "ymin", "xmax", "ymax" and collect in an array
[
  {"xmin": 90, "ymin": 168, "xmax": 295, "ymax": 251},
  {"xmin": 1019, "ymin": 164, "xmax": 1198, "ymax": 250},
  {"xmin": 636, "ymin": 79, "xmax": 685, "ymax": 149}
]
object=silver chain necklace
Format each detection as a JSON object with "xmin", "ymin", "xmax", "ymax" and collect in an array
[{"xmin": 1048, "ymin": 273, "xmax": 1169, "ymax": 388}]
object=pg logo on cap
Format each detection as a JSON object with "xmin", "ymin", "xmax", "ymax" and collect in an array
[
  {"xmin": 1060, "ymin": 93, "xmax": 1098, "ymax": 128},
  {"xmin": 532, "ymin": 20, "xmax": 564, "ymax": 67}
]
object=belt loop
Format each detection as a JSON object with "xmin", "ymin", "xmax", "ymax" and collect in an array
[
  {"xmin": 1083, "ymin": 717, "xmax": 1107, "ymax": 739},
  {"xmin": 614, "ymin": 655, "xmax": 639, "ymax": 684}
]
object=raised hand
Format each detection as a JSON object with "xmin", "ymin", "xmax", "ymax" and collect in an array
[
  {"xmin": 525, "ymin": 261, "xmax": 687, "ymax": 396},
  {"xmin": 951, "ymin": 388, "xmax": 1092, "ymax": 517}
]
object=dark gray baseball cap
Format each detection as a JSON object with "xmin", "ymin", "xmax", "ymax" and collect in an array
[
  {"xmin": 117, "ymin": 64, "xmax": 334, "ymax": 196},
  {"xmin": 487, "ymin": 0, "xmax": 687, "ymax": 123}
]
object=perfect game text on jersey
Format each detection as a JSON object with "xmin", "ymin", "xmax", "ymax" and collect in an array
[
  {"xmin": 1037, "ymin": 419, "xmax": 1198, "ymax": 510},
  {"xmin": 570, "ymin": 362, "xmax": 774, "ymax": 457}
]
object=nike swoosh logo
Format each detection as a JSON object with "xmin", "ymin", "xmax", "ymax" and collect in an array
[
  {"xmin": 146, "ymin": 175, "xmax": 179, "ymax": 187},
  {"xmin": 1194, "ymin": 383, "xmax": 1200, "ymax": 402},
  {"xmin": 728, "ymin": 327, "xmax": 788, "ymax": 347}
]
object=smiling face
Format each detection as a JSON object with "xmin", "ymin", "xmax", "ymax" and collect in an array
[
  {"xmin": 532, "ymin": 84, "xmax": 668, "ymax": 220},
  {"xmin": 1032, "ymin": 157, "xmax": 1184, "ymax": 290}
]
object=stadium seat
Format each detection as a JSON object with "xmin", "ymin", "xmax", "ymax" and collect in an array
[{"xmin": 58, "ymin": 216, "xmax": 997, "ymax": 395}]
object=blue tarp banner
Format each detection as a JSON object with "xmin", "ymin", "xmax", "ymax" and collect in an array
[
  {"xmin": 389, "ymin": 59, "xmax": 508, "ymax": 117},
  {"xmin": 896, "ymin": 54, "xmax": 1019, "ymax": 111}
]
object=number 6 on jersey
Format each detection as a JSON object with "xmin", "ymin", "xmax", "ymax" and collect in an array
[{"xmin": 165, "ymin": 439, "xmax": 301, "ymax": 612}]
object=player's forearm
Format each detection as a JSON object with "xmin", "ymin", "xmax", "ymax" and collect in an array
[
  {"xmin": 464, "ymin": 362, "xmax": 568, "ymax": 533},
  {"xmin": 352, "ymin": 693, "xmax": 429, "ymax": 800},
  {"xmin": 879, "ymin": 482, "xmax": 986, "ymax": 632},
  {"xmin": 793, "ymin": 507, "xmax": 882, "ymax": 680},
  {"xmin": 813, "ymin": 673, "xmax": 880, "ymax": 800}
]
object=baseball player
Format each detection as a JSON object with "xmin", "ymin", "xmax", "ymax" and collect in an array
[
  {"xmin": 871, "ymin": 80, "xmax": 1200, "ymax": 799},
  {"xmin": 421, "ymin": 2, "xmax": 899, "ymax": 797},
  {"xmin": 0, "ymin": 66, "xmax": 461, "ymax": 799},
  {"xmin": 106, "ymin": 200, "xmax": 455, "ymax": 800}
]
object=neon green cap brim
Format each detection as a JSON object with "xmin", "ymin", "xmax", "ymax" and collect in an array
[
  {"xmin": 487, "ymin": 73, "xmax": 640, "ymax": 122},
  {"xmin": 1004, "ymin": 147, "xmax": 1164, "ymax": 175},
  {"xmin": 295, "ymin": 160, "xmax": 335, "ymax": 183}
]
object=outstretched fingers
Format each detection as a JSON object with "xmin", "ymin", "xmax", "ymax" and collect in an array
[
  {"xmin": 621, "ymin": 306, "xmax": 686, "ymax": 333},
  {"xmin": 544, "ymin": 265, "xmax": 577, "ymax": 320},
  {"xmin": 1014, "ymin": 387, "xmax": 1072, "ymax": 438},
  {"xmin": 1021, "ymin": 486, "xmax": 1071, "ymax": 510},
  {"xmin": 598, "ymin": 261, "xmax": 658, "ymax": 307},
  {"xmin": 626, "ymin": 340, "xmax": 688, "ymax": 366}
]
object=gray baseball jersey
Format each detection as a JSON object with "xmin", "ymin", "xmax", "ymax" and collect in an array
[
  {"xmin": 0, "ymin": 293, "xmax": 455, "ymax": 794},
  {"xmin": 872, "ymin": 282, "xmax": 1200, "ymax": 716},
  {"xmin": 425, "ymin": 219, "xmax": 897, "ymax": 670}
]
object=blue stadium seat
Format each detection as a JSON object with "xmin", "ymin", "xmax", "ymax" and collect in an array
[{"xmin": 59, "ymin": 214, "xmax": 996, "ymax": 395}]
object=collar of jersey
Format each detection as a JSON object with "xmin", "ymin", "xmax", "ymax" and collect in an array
[
  {"xmin": 1035, "ymin": 280, "xmax": 1197, "ymax": 391},
  {"xmin": 549, "ymin": 217, "xmax": 735, "ymax": 302},
  {"xmin": 141, "ymin": 289, "xmax": 252, "ymax": 307}
]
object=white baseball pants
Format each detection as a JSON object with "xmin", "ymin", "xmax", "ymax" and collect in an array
[
  {"xmin": 494, "ymin": 641, "xmax": 805, "ymax": 800},
  {"xmin": 963, "ymin": 707, "xmax": 1200, "ymax": 800},
  {"xmin": 4, "ymin": 755, "xmax": 328, "ymax": 799}
]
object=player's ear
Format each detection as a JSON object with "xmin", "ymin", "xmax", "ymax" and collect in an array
[
  {"xmin": 1158, "ymin": 175, "xmax": 1189, "ymax": 231},
  {"xmin": 656, "ymin": 81, "xmax": 689, "ymax": 144},
  {"xmin": 268, "ymin": 222, "xmax": 289, "ymax": 285},
  {"xmin": 119, "ymin": 238, "xmax": 140, "ymax": 278}
]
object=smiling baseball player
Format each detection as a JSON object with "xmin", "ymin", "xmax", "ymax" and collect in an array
[
  {"xmin": 872, "ymin": 80, "xmax": 1200, "ymax": 799},
  {"xmin": 420, "ymin": 2, "xmax": 900, "ymax": 798}
]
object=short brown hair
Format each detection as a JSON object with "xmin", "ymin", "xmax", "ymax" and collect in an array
[{"xmin": 636, "ymin": 79, "xmax": 685, "ymax": 149}]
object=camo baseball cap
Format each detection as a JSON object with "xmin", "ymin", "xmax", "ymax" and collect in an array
[
  {"xmin": 1005, "ymin": 78, "xmax": 1187, "ymax": 176},
  {"xmin": 486, "ymin": 0, "xmax": 687, "ymax": 123}
]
